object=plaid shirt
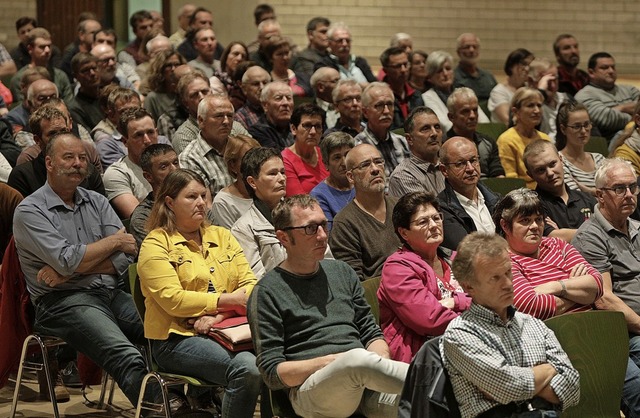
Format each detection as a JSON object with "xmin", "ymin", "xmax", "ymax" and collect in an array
[
  {"xmin": 0, "ymin": 43, "xmax": 13, "ymax": 65},
  {"xmin": 354, "ymin": 127, "xmax": 410, "ymax": 179},
  {"xmin": 441, "ymin": 303, "xmax": 580, "ymax": 418},
  {"xmin": 234, "ymin": 102, "xmax": 264, "ymax": 130},
  {"xmin": 178, "ymin": 133, "xmax": 234, "ymax": 196}
]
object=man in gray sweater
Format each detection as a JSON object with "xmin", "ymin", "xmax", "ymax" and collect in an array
[{"xmin": 248, "ymin": 195, "xmax": 408, "ymax": 418}]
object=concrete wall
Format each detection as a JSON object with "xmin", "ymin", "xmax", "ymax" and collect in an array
[{"xmin": 3, "ymin": 0, "xmax": 640, "ymax": 74}]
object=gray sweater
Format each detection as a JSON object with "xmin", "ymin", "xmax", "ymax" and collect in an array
[{"xmin": 575, "ymin": 83, "xmax": 640, "ymax": 139}]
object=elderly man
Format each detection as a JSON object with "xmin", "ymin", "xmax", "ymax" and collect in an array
[
  {"xmin": 388, "ymin": 106, "xmax": 445, "ymax": 197},
  {"xmin": 452, "ymin": 33, "xmax": 497, "ymax": 102},
  {"xmin": 310, "ymin": 67, "xmax": 340, "ymax": 128},
  {"xmin": 179, "ymin": 94, "xmax": 235, "ymax": 196},
  {"xmin": 524, "ymin": 140, "xmax": 595, "ymax": 242},
  {"xmin": 248, "ymin": 81, "xmax": 294, "ymax": 151},
  {"xmin": 67, "ymin": 53, "xmax": 103, "ymax": 132},
  {"xmin": 103, "ymin": 107, "xmax": 159, "ymax": 219},
  {"xmin": 355, "ymin": 82, "xmax": 410, "ymax": 183},
  {"xmin": 91, "ymin": 43, "xmax": 135, "ymax": 89},
  {"xmin": 118, "ymin": 10, "xmax": 154, "ymax": 66},
  {"xmin": 248, "ymin": 19, "xmax": 282, "ymax": 72},
  {"xmin": 575, "ymin": 52, "xmax": 640, "ymax": 140},
  {"xmin": 317, "ymin": 22, "xmax": 376, "ymax": 85},
  {"xmin": 292, "ymin": 17, "xmax": 331, "ymax": 78},
  {"xmin": 6, "ymin": 71, "xmax": 54, "ymax": 135},
  {"xmin": 8, "ymin": 105, "xmax": 104, "ymax": 198},
  {"xmin": 60, "ymin": 18, "xmax": 101, "ymax": 82},
  {"xmin": 234, "ymin": 65, "xmax": 270, "ymax": 129},
  {"xmin": 92, "ymin": 29, "xmax": 141, "ymax": 90},
  {"xmin": 177, "ymin": 7, "xmax": 224, "ymax": 62},
  {"xmin": 572, "ymin": 158, "xmax": 640, "ymax": 417},
  {"xmin": 169, "ymin": 3, "xmax": 196, "ymax": 47},
  {"xmin": 441, "ymin": 232, "xmax": 580, "ymax": 418},
  {"xmin": 330, "ymin": 143, "xmax": 401, "ymax": 280},
  {"xmin": 446, "ymin": 87, "xmax": 504, "ymax": 178},
  {"xmin": 187, "ymin": 27, "xmax": 221, "ymax": 78},
  {"xmin": 12, "ymin": 132, "xmax": 149, "ymax": 408},
  {"xmin": 438, "ymin": 137, "xmax": 500, "ymax": 250},
  {"xmin": 325, "ymin": 79, "xmax": 365, "ymax": 137},
  {"xmin": 380, "ymin": 46, "xmax": 424, "ymax": 130},
  {"xmin": 9, "ymin": 28, "xmax": 72, "ymax": 103},
  {"xmin": 248, "ymin": 194, "xmax": 408, "ymax": 418},
  {"xmin": 554, "ymin": 34, "xmax": 590, "ymax": 97},
  {"xmin": 130, "ymin": 144, "xmax": 179, "ymax": 247}
]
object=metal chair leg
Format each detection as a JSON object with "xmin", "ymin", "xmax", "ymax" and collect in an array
[{"xmin": 96, "ymin": 373, "xmax": 118, "ymax": 409}]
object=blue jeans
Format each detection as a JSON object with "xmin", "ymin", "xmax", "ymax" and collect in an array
[
  {"xmin": 622, "ymin": 335, "xmax": 640, "ymax": 418},
  {"xmin": 34, "ymin": 288, "xmax": 148, "ymax": 406},
  {"xmin": 151, "ymin": 333, "xmax": 261, "ymax": 418}
]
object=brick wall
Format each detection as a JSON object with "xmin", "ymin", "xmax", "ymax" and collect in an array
[{"xmin": 0, "ymin": 0, "xmax": 36, "ymax": 46}]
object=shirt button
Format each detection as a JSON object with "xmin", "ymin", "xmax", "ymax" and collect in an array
[{"xmin": 210, "ymin": 267, "xmax": 215, "ymax": 273}]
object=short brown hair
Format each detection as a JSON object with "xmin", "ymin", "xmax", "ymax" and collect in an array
[
  {"xmin": 272, "ymin": 194, "xmax": 320, "ymax": 231},
  {"xmin": 452, "ymin": 232, "xmax": 508, "ymax": 285},
  {"xmin": 118, "ymin": 107, "xmax": 153, "ymax": 138}
]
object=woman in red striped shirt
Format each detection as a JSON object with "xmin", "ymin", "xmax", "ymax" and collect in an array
[{"xmin": 493, "ymin": 188, "xmax": 603, "ymax": 320}]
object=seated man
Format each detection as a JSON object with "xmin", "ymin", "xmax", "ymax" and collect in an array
[
  {"xmin": 380, "ymin": 46, "xmax": 424, "ymax": 130},
  {"xmin": 575, "ymin": 52, "xmax": 640, "ymax": 140},
  {"xmin": 248, "ymin": 195, "xmax": 408, "ymax": 418},
  {"xmin": 330, "ymin": 144, "xmax": 401, "ymax": 280},
  {"xmin": 291, "ymin": 17, "xmax": 331, "ymax": 78},
  {"xmin": 554, "ymin": 34, "xmax": 590, "ymax": 97},
  {"xmin": 389, "ymin": 106, "xmax": 444, "ymax": 197},
  {"xmin": 324, "ymin": 79, "xmax": 365, "ymax": 138},
  {"xmin": 441, "ymin": 232, "xmax": 580, "ymax": 418},
  {"xmin": 356, "ymin": 82, "xmax": 410, "ymax": 186},
  {"xmin": 446, "ymin": 87, "xmax": 504, "ymax": 178},
  {"xmin": 130, "ymin": 144, "xmax": 179, "ymax": 248},
  {"xmin": 103, "ymin": 107, "xmax": 159, "ymax": 219},
  {"xmin": 12, "ymin": 132, "xmax": 148, "ymax": 408},
  {"xmin": 452, "ymin": 33, "xmax": 497, "ymax": 102},
  {"xmin": 524, "ymin": 140, "xmax": 595, "ymax": 242},
  {"xmin": 234, "ymin": 65, "xmax": 270, "ymax": 129},
  {"xmin": 186, "ymin": 27, "xmax": 221, "ymax": 78},
  {"xmin": 310, "ymin": 67, "xmax": 340, "ymax": 129},
  {"xmin": 247, "ymin": 81, "xmax": 295, "ymax": 151},
  {"xmin": 438, "ymin": 137, "xmax": 500, "ymax": 250},
  {"xmin": 67, "ymin": 52, "xmax": 104, "ymax": 132},
  {"xmin": 5, "ymin": 67, "xmax": 51, "ymax": 135}
]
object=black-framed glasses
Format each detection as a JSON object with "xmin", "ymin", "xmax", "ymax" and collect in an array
[
  {"xmin": 410, "ymin": 212, "xmax": 444, "ymax": 228},
  {"xmin": 282, "ymin": 221, "xmax": 331, "ymax": 235},
  {"xmin": 599, "ymin": 183, "xmax": 639, "ymax": 196},
  {"xmin": 442, "ymin": 157, "xmax": 480, "ymax": 170},
  {"xmin": 351, "ymin": 158, "xmax": 385, "ymax": 171},
  {"xmin": 336, "ymin": 95, "xmax": 362, "ymax": 104},
  {"xmin": 372, "ymin": 101, "xmax": 394, "ymax": 112},
  {"xmin": 299, "ymin": 122, "xmax": 323, "ymax": 131},
  {"xmin": 566, "ymin": 122, "xmax": 592, "ymax": 131}
]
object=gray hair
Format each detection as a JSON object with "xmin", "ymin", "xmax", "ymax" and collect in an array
[
  {"xmin": 390, "ymin": 32, "xmax": 412, "ymax": 47},
  {"xmin": 327, "ymin": 21, "xmax": 350, "ymax": 40},
  {"xmin": 260, "ymin": 81, "xmax": 292, "ymax": 103},
  {"xmin": 452, "ymin": 232, "xmax": 508, "ymax": 285},
  {"xmin": 456, "ymin": 33, "xmax": 479, "ymax": 49},
  {"xmin": 361, "ymin": 81, "xmax": 392, "ymax": 108},
  {"xmin": 310, "ymin": 67, "xmax": 338, "ymax": 90},
  {"xmin": 27, "ymin": 80, "xmax": 58, "ymax": 102},
  {"xmin": 332, "ymin": 79, "xmax": 360, "ymax": 103},
  {"xmin": 197, "ymin": 93, "xmax": 230, "ymax": 119},
  {"xmin": 320, "ymin": 131, "xmax": 355, "ymax": 165},
  {"xmin": 426, "ymin": 50, "xmax": 453, "ymax": 79},
  {"xmin": 594, "ymin": 158, "xmax": 636, "ymax": 188},
  {"xmin": 446, "ymin": 87, "xmax": 478, "ymax": 113}
]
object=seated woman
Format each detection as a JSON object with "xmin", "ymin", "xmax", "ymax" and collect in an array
[
  {"xmin": 497, "ymin": 87, "xmax": 551, "ymax": 188},
  {"xmin": 408, "ymin": 50, "xmax": 429, "ymax": 93},
  {"xmin": 557, "ymin": 101, "xmax": 605, "ymax": 195},
  {"xmin": 422, "ymin": 51, "xmax": 489, "ymax": 133},
  {"xmin": 488, "ymin": 48, "xmax": 533, "ymax": 125},
  {"xmin": 310, "ymin": 131, "xmax": 355, "ymax": 228},
  {"xmin": 215, "ymin": 41, "xmax": 248, "ymax": 97},
  {"xmin": 283, "ymin": 103, "xmax": 329, "ymax": 195},
  {"xmin": 231, "ymin": 147, "xmax": 288, "ymax": 279},
  {"xmin": 493, "ymin": 188, "xmax": 603, "ymax": 320},
  {"xmin": 378, "ymin": 192, "xmax": 471, "ymax": 363},
  {"xmin": 212, "ymin": 134, "xmax": 261, "ymax": 229},
  {"xmin": 137, "ymin": 169, "xmax": 261, "ymax": 418},
  {"xmin": 612, "ymin": 100, "xmax": 640, "ymax": 176},
  {"xmin": 264, "ymin": 36, "xmax": 310, "ymax": 97}
]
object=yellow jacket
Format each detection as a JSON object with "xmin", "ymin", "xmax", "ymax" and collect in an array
[
  {"xmin": 497, "ymin": 127, "xmax": 550, "ymax": 189},
  {"xmin": 138, "ymin": 225, "xmax": 256, "ymax": 340},
  {"xmin": 612, "ymin": 143, "xmax": 640, "ymax": 177}
]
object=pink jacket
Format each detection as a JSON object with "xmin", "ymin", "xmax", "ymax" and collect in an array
[{"xmin": 378, "ymin": 246, "xmax": 471, "ymax": 363}]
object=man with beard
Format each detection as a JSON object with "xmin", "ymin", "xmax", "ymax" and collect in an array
[
  {"xmin": 91, "ymin": 44, "xmax": 135, "ymax": 89},
  {"xmin": 355, "ymin": 82, "xmax": 410, "ymax": 187},
  {"xmin": 248, "ymin": 81, "xmax": 294, "ymax": 151},
  {"xmin": 452, "ymin": 33, "xmax": 497, "ymax": 102},
  {"xmin": 12, "ymin": 131, "xmax": 149, "ymax": 410},
  {"xmin": 446, "ymin": 87, "xmax": 504, "ymax": 177},
  {"xmin": 67, "ymin": 53, "xmax": 103, "ymax": 132},
  {"xmin": 179, "ymin": 94, "xmax": 234, "ymax": 197},
  {"xmin": 438, "ymin": 136, "xmax": 500, "ymax": 251},
  {"xmin": 575, "ymin": 52, "xmax": 640, "ymax": 140},
  {"xmin": 380, "ymin": 46, "xmax": 424, "ymax": 130},
  {"xmin": 388, "ymin": 106, "xmax": 444, "ymax": 197},
  {"xmin": 324, "ymin": 79, "xmax": 365, "ymax": 137},
  {"xmin": 330, "ymin": 143, "xmax": 401, "ymax": 280},
  {"xmin": 553, "ymin": 34, "xmax": 590, "ymax": 97}
]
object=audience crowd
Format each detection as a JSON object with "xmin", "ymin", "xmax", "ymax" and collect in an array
[{"xmin": 2, "ymin": 3, "xmax": 640, "ymax": 418}]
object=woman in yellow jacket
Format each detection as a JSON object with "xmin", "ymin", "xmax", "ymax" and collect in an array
[{"xmin": 137, "ymin": 169, "xmax": 260, "ymax": 418}]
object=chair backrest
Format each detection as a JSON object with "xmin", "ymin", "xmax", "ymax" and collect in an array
[
  {"xmin": 475, "ymin": 122, "xmax": 507, "ymax": 141},
  {"xmin": 128, "ymin": 263, "xmax": 145, "ymax": 320},
  {"xmin": 480, "ymin": 177, "xmax": 526, "ymax": 196},
  {"xmin": 584, "ymin": 136, "xmax": 609, "ymax": 157},
  {"xmin": 361, "ymin": 276, "xmax": 381, "ymax": 325},
  {"xmin": 544, "ymin": 310, "xmax": 628, "ymax": 418}
]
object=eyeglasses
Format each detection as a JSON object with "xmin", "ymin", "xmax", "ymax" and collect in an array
[
  {"xmin": 410, "ymin": 212, "xmax": 444, "ymax": 228},
  {"xmin": 351, "ymin": 158, "xmax": 385, "ymax": 171},
  {"xmin": 299, "ymin": 123, "xmax": 323, "ymax": 131},
  {"xmin": 599, "ymin": 183, "xmax": 639, "ymax": 196},
  {"xmin": 282, "ymin": 221, "xmax": 331, "ymax": 235},
  {"xmin": 372, "ymin": 101, "xmax": 394, "ymax": 112},
  {"xmin": 566, "ymin": 122, "xmax": 592, "ymax": 131},
  {"xmin": 443, "ymin": 157, "xmax": 480, "ymax": 170},
  {"xmin": 336, "ymin": 95, "xmax": 362, "ymax": 104}
]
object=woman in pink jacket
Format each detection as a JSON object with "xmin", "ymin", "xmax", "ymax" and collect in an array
[{"xmin": 378, "ymin": 192, "xmax": 471, "ymax": 363}]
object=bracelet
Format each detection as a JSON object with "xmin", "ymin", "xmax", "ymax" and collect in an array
[{"xmin": 559, "ymin": 280, "xmax": 567, "ymax": 299}]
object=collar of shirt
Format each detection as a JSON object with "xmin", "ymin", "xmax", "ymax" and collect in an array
[
  {"xmin": 315, "ymin": 97, "xmax": 335, "ymax": 112},
  {"xmin": 593, "ymin": 203, "xmax": 640, "ymax": 239},
  {"xmin": 42, "ymin": 181, "xmax": 89, "ymax": 211},
  {"xmin": 469, "ymin": 302, "xmax": 516, "ymax": 325},
  {"xmin": 195, "ymin": 132, "xmax": 223, "ymax": 157},
  {"xmin": 167, "ymin": 225, "xmax": 221, "ymax": 250},
  {"xmin": 409, "ymin": 153, "xmax": 440, "ymax": 173},
  {"xmin": 454, "ymin": 187, "xmax": 484, "ymax": 206}
]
